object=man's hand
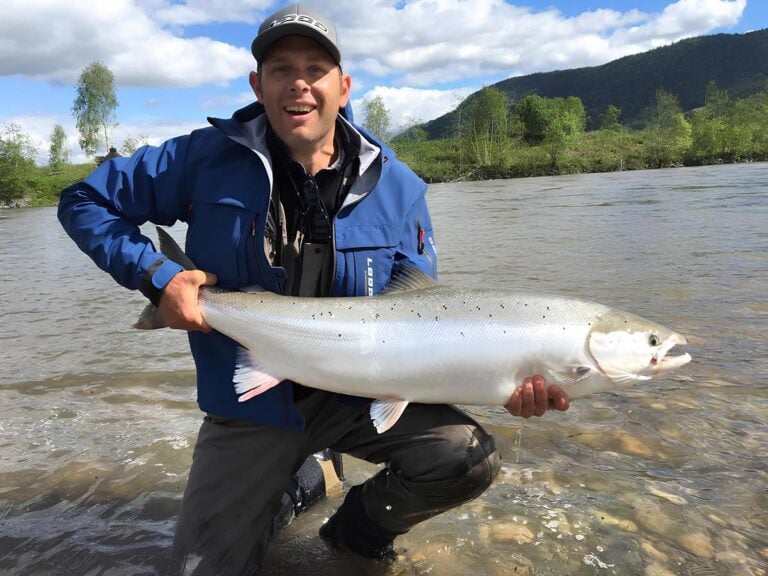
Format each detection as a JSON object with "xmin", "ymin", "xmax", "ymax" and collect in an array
[
  {"xmin": 157, "ymin": 270, "xmax": 218, "ymax": 332},
  {"xmin": 505, "ymin": 375, "xmax": 570, "ymax": 418}
]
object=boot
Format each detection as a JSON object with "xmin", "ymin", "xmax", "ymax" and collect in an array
[{"xmin": 319, "ymin": 485, "xmax": 400, "ymax": 561}]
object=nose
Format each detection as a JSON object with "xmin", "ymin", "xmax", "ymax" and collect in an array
[{"xmin": 290, "ymin": 75, "xmax": 310, "ymax": 93}]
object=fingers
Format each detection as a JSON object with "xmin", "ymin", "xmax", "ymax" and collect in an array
[
  {"xmin": 158, "ymin": 270, "xmax": 216, "ymax": 333},
  {"xmin": 202, "ymin": 271, "xmax": 219, "ymax": 286},
  {"xmin": 505, "ymin": 376, "xmax": 571, "ymax": 418},
  {"xmin": 548, "ymin": 384, "xmax": 570, "ymax": 412}
]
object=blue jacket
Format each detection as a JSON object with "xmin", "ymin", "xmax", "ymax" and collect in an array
[{"xmin": 58, "ymin": 102, "xmax": 438, "ymax": 429}]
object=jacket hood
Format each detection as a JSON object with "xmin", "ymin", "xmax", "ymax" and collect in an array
[{"xmin": 206, "ymin": 100, "xmax": 390, "ymax": 210}]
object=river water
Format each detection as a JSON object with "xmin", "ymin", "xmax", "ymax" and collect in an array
[{"xmin": 1, "ymin": 162, "xmax": 766, "ymax": 575}]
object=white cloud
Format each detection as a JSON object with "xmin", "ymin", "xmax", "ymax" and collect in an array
[
  {"xmin": 0, "ymin": 0, "xmax": 748, "ymax": 90},
  {"xmin": 143, "ymin": 0, "xmax": 271, "ymax": 26},
  {"xmin": 330, "ymin": 0, "xmax": 747, "ymax": 84},
  {"xmin": 0, "ymin": 0, "xmax": 253, "ymax": 87},
  {"xmin": 352, "ymin": 85, "xmax": 475, "ymax": 135}
]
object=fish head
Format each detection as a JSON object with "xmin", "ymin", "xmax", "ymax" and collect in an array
[{"xmin": 587, "ymin": 310, "xmax": 691, "ymax": 386}]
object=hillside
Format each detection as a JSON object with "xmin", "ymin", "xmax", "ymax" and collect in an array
[{"xmin": 419, "ymin": 28, "xmax": 768, "ymax": 138}]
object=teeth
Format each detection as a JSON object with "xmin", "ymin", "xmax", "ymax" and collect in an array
[{"xmin": 286, "ymin": 105, "xmax": 313, "ymax": 113}]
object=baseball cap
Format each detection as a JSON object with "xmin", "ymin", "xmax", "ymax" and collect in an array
[{"xmin": 251, "ymin": 3, "xmax": 341, "ymax": 65}]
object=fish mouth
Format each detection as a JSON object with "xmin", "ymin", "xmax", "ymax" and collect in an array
[{"xmin": 651, "ymin": 333, "xmax": 692, "ymax": 372}]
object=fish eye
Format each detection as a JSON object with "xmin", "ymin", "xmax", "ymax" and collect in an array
[{"xmin": 649, "ymin": 334, "xmax": 660, "ymax": 346}]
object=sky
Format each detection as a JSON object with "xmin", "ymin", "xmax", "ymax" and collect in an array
[{"xmin": 0, "ymin": 0, "xmax": 764, "ymax": 164}]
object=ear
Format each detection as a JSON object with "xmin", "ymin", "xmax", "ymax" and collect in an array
[
  {"xmin": 249, "ymin": 71, "xmax": 263, "ymax": 102},
  {"xmin": 338, "ymin": 71, "xmax": 351, "ymax": 109}
]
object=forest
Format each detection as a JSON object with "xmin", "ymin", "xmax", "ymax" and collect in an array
[{"xmin": 389, "ymin": 81, "xmax": 768, "ymax": 183}]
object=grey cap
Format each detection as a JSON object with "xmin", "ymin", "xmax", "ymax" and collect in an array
[{"xmin": 251, "ymin": 3, "xmax": 341, "ymax": 65}]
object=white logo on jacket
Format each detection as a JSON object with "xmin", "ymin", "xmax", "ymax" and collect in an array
[{"xmin": 365, "ymin": 257, "xmax": 374, "ymax": 296}]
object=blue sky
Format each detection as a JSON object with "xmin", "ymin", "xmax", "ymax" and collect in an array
[{"xmin": 0, "ymin": 0, "xmax": 763, "ymax": 163}]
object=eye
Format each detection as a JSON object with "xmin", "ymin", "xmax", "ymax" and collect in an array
[{"xmin": 649, "ymin": 334, "xmax": 660, "ymax": 346}]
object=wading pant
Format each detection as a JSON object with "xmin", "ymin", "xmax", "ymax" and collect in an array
[{"xmin": 170, "ymin": 391, "xmax": 501, "ymax": 575}]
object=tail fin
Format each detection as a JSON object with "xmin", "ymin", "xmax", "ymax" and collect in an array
[{"xmin": 133, "ymin": 227, "xmax": 196, "ymax": 330}]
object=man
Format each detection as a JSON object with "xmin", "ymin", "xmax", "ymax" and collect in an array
[{"xmin": 58, "ymin": 4, "xmax": 569, "ymax": 574}]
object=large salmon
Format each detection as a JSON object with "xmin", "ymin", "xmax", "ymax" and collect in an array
[{"xmin": 137, "ymin": 227, "xmax": 691, "ymax": 433}]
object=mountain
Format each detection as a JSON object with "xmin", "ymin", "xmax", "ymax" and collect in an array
[{"xmin": 418, "ymin": 28, "xmax": 768, "ymax": 138}]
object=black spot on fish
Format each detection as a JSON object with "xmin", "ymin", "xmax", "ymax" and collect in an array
[
  {"xmin": 435, "ymin": 316, "xmax": 439, "ymax": 321},
  {"xmin": 460, "ymin": 331, "xmax": 465, "ymax": 337}
]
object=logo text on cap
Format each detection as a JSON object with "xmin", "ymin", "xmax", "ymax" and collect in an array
[{"xmin": 267, "ymin": 14, "xmax": 329, "ymax": 35}]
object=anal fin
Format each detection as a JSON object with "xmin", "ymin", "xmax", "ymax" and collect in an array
[
  {"xmin": 233, "ymin": 347, "xmax": 283, "ymax": 402},
  {"xmin": 369, "ymin": 399, "xmax": 410, "ymax": 434}
]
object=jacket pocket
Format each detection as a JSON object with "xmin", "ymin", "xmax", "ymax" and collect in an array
[
  {"xmin": 334, "ymin": 223, "xmax": 400, "ymax": 296},
  {"xmin": 186, "ymin": 196, "xmax": 259, "ymax": 289}
]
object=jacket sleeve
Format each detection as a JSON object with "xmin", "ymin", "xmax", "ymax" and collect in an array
[
  {"xmin": 396, "ymin": 189, "xmax": 438, "ymax": 280},
  {"xmin": 57, "ymin": 136, "xmax": 193, "ymax": 301}
]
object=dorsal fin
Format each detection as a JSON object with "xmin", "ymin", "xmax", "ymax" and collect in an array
[
  {"xmin": 156, "ymin": 226, "xmax": 197, "ymax": 270},
  {"xmin": 383, "ymin": 263, "xmax": 438, "ymax": 294}
]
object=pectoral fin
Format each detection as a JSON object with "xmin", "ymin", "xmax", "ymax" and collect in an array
[
  {"xmin": 370, "ymin": 399, "xmax": 410, "ymax": 434},
  {"xmin": 233, "ymin": 347, "xmax": 283, "ymax": 402},
  {"xmin": 550, "ymin": 365, "xmax": 595, "ymax": 387}
]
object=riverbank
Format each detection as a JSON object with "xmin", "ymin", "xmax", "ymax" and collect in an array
[
  {"xmin": 3, "ymin": 146, "xmax": 766, "ymax": 209},
  {"xmin": 393, "ymin": 130, "xmax": 768, "ymax": 183},
  {"xmin": 1, "ymin": 163, "xmax": 95, "ymax": 209}
]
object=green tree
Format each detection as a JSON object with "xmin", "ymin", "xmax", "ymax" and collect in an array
[
  {"xmin": 725, "ymin": 89, "xmax": 768, "ymax": 159},
  {"xmin": 361, "ymin": 95, "xmax": 391, "ymax": 142},
  {"xmin": 48, "ymin": 124, "xmax": 69, "ymax": 170},
  {"xmin": 463, "ymin": 86, "xmax": 511, "ymax": 166},
  {"xmin": 72, "ymin": 61, "xmax": 118, "ymax": 158},
  {"xmin": 542, "ymin": 96, "xmax": 586, "ymax": 170},
  {"xmin": 689, "ymin": 82, "xmax": 731, "ymax": 162},
  {"xmin": 514, "ymin": 94, "xmax": 550, "ymax": 144},
  {"xmin": 120, "ymin": 133, "xmax": 149, "ymax": 156},
  {"xmin": 644, "ymin": 89, "xmax": 691, "ymax": 167},
  {"xmin": 0, "ymin": 124, "xmax": 37, "ymax": 204},
  {"xmin": 600, "ymin": 105, "xmax": 622, "ymax": 131}
]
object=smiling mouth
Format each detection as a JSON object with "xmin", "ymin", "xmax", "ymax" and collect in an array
[{"xmin": 285, "ymin": 105, "xmax": 315, "ymax": 116}]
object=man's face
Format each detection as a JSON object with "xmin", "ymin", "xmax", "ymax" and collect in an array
[{"xmin": 251, "ymin": 36, "xmax": 351, "ymax": 156}]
